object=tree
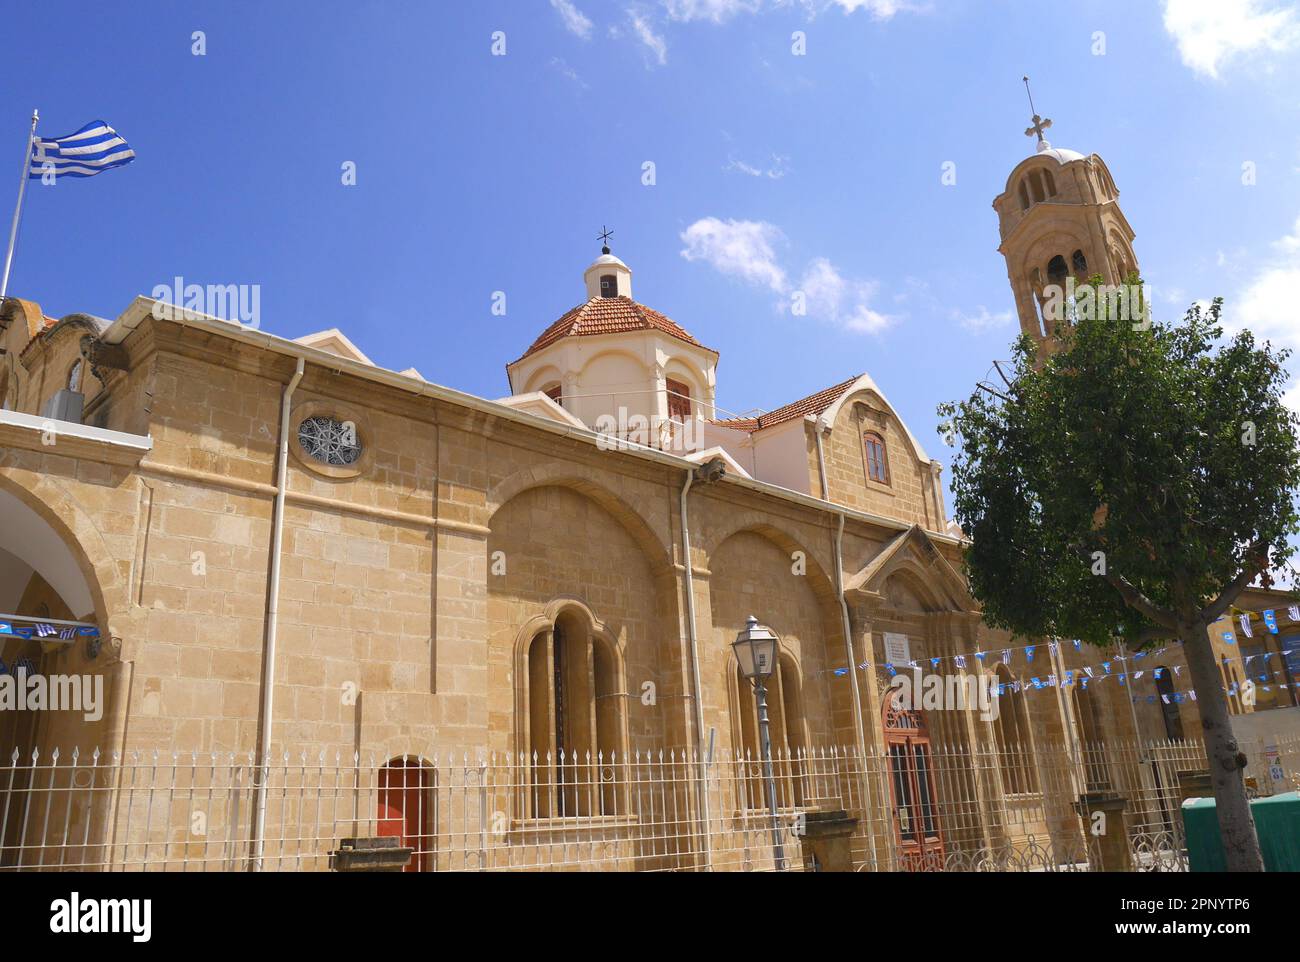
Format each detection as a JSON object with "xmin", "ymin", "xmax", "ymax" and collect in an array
[{"xmin": 938, "ymin": 282, "xmax": 1300, "ymax": 871}]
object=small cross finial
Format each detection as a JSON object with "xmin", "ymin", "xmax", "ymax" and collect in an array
[
  {"xmin": 597, "ymin": 225, "xmax": 614, "ymax": 255},
  {"xmin": 1022, "ymin": 76, "xmax": 1052, "ymax": 148}
]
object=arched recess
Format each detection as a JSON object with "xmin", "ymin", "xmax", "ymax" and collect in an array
[
  {"xmin": 522, "ymin": 364, "xmax": 564, "ymax": 396},
  {"xmin": 0, "ymin": 474, "xmax": 121, "ymax": 633},
  {"xmin": 707, "ymin": 525, "xmax": 846, "ymax": 756},
  {"xmin": 0, "ymin": 473, "xmax": 123, "ymax": 864},
  {"xmin": 699, "ymin": 519, "xmax": 839, "ymax": 604},
  {"xmin": 487, "ymin": 480, "xmax": 681, "ymax": 779},
  {"xmin": 725, "ymin": 642, "xmax": 807, "ymax": 810},
  {"xmin": 486, "ymin": 468, "xmax": 673, "ymax": 575}
]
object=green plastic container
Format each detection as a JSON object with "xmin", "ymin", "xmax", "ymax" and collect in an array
[{"xmin": 1182, "ymin": 791, "xmax": 1300, "ymax": 871}]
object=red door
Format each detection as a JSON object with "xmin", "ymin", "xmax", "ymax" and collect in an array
[
  {"xmin": 378, "ymin": 760, "xmax": 430, "ymax": 872},
  {"xmin": 883, "ymin": 692, "xmax": 945, "ymax": 871}
]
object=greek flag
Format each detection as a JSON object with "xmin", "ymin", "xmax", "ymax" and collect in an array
[{"xmin": 28, "ymin": 120, "xmax": 135, "ymax": 179}]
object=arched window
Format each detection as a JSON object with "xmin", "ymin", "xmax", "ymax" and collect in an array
[
  {"xmin": 992, "ymin": 665, "xmax": 1037, "ymax": 794},
  {"xmin": 1155, "ymin": 666, "xmax": 1184, "ymax": 741},
  {"xmin": 1030, "ymin": 267, "xmax": 1049, "ymax": 339},
  {"xmin": 1046, "ymin": 254, "xmax": 1069, "ymax": 288},
  {"xmin": 1018, "ymin": 180, "xmax": 1031, "ymax": 211},
  {"xmin": 1042, "ymin": 168, "xmax": 1057, "ymax": 197},
  {"xmin": 734, "ymin": 651, "xmax": 805, "ymax": 810},
  {"xmin": 665, "ymin": 378, "xmax": 692, "ymax": 421},
  {"xmin": 863, "ymin": 431, "xmax": 889, "ymax": 484},
  {"xmin": 599, "ymin": 274, "xmax": 618, "ymax": 298},
  {"xmin": 1071, "ymin": 249, "xmax": 1088, "ymax": 277},
  {"xmin": 1028, "ymin": 170, "xmax": 1045, "ymax": 204},
  {"xmin": 67, "ymin": 359, "xmax": 83, "ymax": 393},
  {"xmin": 543, "ymin": 384, "xmax": 563, "ymax": 406},
  {"xmin": 1072, "ymin": 683, "xmax": 1111, "ymax": 791},
  {"xmin": 1221, "ymin": 660, "xmax": 1242, "ymax": 713},
  {"xmin": 525, "ymin": 611, "xmax": 622, "ymax": 818}
]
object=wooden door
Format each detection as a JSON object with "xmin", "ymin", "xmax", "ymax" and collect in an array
[
  {"xmin": 883, "ymin": 691, "xmax": 944, "ymax": 871},
  {"xmin": 378, "ymin": 760, "xmax": 430, "ymax": 872}
]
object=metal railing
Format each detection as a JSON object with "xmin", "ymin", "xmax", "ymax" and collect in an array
[{"xmin": 0, "ymin": 735, "xmax": 1274, "ymax": 872}]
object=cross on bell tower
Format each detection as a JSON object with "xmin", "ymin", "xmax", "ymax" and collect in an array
[
  {"xmin": 597, "ymin": 225, "xmax": 614, "ymax": 255},
  {"xmin": 1022, "ymin": 76, "xmax": 1053, "ymax": 151}
]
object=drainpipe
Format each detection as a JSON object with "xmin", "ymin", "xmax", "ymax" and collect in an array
[
  {"xmin": 816, "ymin": 415, "xmax": 877, "ymax": 866},
  {"xmin": 250, "ymin": 356, "xmax": 304, "ymax": 871},
  {"xmin": 811, "ymin": 415, "xmax": 829, "ymax": 501},
  {"xmin": 679, "ymin": 466, "xmax": 713, "ymax": 870}
]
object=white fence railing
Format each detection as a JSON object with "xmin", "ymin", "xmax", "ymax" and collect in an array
[{"xmin": 1, "ymin": 735, "xmax": 1289, "ymax": 872}]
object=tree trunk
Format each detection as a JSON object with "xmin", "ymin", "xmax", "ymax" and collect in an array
[{"xmin": 1182, "ymin": 620, "xmax": 1264, "ymax": 871}]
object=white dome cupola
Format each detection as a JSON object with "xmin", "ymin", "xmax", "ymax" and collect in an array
[
  {"xmin": 583, "ymin": 228, "xmax": 632, "ymax": 299},
  {"xmin": 584, "ymin": 250, "xmax": 632, "ymax": 300}
]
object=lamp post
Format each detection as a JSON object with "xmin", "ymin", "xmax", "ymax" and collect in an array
[{"xmin": 732, "ymin": 615, "xmax": 786, "ymax": 871}]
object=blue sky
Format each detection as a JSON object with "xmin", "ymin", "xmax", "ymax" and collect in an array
[{"xmin": 4, "ymin": 0, "xmax": 1300, "ymax": 499}]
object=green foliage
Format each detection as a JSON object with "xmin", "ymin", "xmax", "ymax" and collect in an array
[{"xmin": 939, "ymin": 280, "xmax": 1300, "ymax": 646}]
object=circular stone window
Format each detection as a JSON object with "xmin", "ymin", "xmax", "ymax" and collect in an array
[{"xmin": 297, "ymin": 415, "xmax": 362, "ymax": 467}]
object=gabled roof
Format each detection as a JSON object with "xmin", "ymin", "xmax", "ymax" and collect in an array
[
  {"xmin": 514, "ymin": 295, "xmax": 715, "ymax": 363},
  {"xmin": 846, "ymin": 523, "xmax": 975, "ymax": 612},
  {"xmin": 710, "ymin": 374, "xmax": 862, "ymax": 433},
  {"xmin": 294, "ymin": 328, "xmax": 374, "ymax": 366}
]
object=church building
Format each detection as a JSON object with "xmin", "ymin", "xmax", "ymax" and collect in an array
[{"xmin": 0, "ymin": 125, "xmax": 1284, "ymax": 872}]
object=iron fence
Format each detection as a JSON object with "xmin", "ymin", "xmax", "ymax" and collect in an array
[{"xmin": 0, "ymin": 734, "xmax": 1284, "ymax": 872}]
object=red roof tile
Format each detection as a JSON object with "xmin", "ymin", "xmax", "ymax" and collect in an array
[
  {"xmin": 515, "ymin": 296, "xmax": 715, "ymax": 362},
  {"xmin": 711, "ymin": 374, "xmax": 863, "ymax": 433}
]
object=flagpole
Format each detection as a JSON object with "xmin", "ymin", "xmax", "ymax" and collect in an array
[{"xmin": 0, "ymin": 109, "xmax": 38, "ymax": 304}]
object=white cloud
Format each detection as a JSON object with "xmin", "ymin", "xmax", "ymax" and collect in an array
[
  {"xmin": 1162, "ymin": 0, "xmax": 1300, "ymax": 78},
  {"xmin": 1284, "ymin": 381, "xmax": 1300, "ymax": 414},
  {"xmin": 551, "ymin": 0, "xmax": 594, "ymax": 39},
  {"xmin": 680, "ymin": 217, "xmax": 787, "ymax": 291},
  {"xmin": 1234, "ymin": 213, "xmax": 1300, "ymax": 352},
  {"xmin": 952, "ymin": 306, "xmax": 1014, "ymax": 332},
  {"xmin": 680, "ymin": 219, "xmax": 894, "ymax": 334},
  {"xmin": 549, "ymin": 57, "xmax": 588, "ymax": 88},
  {"xmin": 723, "ymin": 153, "xmax": 789, "ymax": 179},
  {"xmin": 664, "ymin": 0, "xmax": 761, "ymax": 21},
  {"xmin": 829, "ymin": 0, "xmax": 917, "ymax": 18},
  {"xmin": 627, "ymin": 8, "xmax": 669, "ymax": 64},
  {"xmin": 797, "ymin": 257, "xmax": 894, "ymax": 334}
]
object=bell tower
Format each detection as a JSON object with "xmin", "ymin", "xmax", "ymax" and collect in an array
[{"xmin": 993, "ymin": 79, "xmax": 1140, "ymax": 351}]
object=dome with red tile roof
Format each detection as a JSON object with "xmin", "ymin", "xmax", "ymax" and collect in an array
[{"xmin": 515, "ymin": 294, "xmax": 715, "ymax": 363}]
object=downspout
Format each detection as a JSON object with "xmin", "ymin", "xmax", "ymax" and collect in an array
[
  {"xmin": 250, "ymin": 356, "xmax": 304, "ymax": 871},
  {"xmin": 679, "ymin": 467, "xmax": 713, "ymax": 870},
  {"xmin": 816, "ymin": 415, "xmax": 877, "ymax": 867},
  {"xmin": 812, "ymin": 415, "xmax": 829, "ymax": 501}
]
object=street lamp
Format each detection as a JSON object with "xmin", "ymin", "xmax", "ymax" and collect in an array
[{"xmin": 732, "ymin": 615, "xmax": 787, "ymax": 871}]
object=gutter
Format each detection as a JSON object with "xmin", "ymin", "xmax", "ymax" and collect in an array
[
  {"xmin": 102, "ymin": 298, "xmax": 964, "ymax": 548},
  {"xmin": 814, "ymin": 414, "xmax": 877, "ymax": 867},
  {"xmin": 678, "ymin": 467, "xmax": 712, "ymax": 870},
  {"xmin": 249, "ymin": 355, "xmax": 304, "ymax": 871}
]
